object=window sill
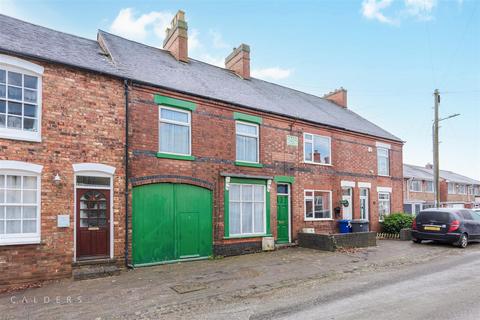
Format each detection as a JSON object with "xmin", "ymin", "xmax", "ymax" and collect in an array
[
  {"xmin": 156, "ymin": 152, "xmax": 195, "ymax": 161},
  {"xmin": 0, "ymin": 130, "xmax": 41, "ymax": 143},
  {"xmin": 378, "ymin": 174, "xmax": 390, "ymax": 177},
  {"xmin": 234, "ymin": 161, "xmax": 263, "ymax": 168},
  {"xmin": 0, "ymin": 237, "xmax": 41, "ymax": 246},
  {"xmin": 224, "ymin": 233, "xmax": 272, "ymax": 240},
  {"xmin": 303, "ymin": 161, "xmax": 333, "ymax": 167},
  {"xmin": 304, "ymin": 218, "xmax": 334, "ymax": 222}
]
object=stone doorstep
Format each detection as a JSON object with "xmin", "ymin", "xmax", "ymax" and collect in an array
[{"xmin": 72, "ymin": 258, "xmax": 121, "ymax": 281}]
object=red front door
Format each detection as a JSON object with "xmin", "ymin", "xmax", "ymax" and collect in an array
[{"xmin": 76, "ymin": 189, "xmax": 110, "ymax": 259}]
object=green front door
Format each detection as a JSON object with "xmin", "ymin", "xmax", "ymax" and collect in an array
[
  {"xmin": 276, "ymin": 184, "xmax": 290, "ymax": 244},
  {"xmin": 132, "ymin": 183, "xmax": 212, "ymax": 265}
]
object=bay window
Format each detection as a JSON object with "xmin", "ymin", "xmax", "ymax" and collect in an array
[{"xmin": 304, "ymin": 190, "xmax": 332, "ymax": 220}]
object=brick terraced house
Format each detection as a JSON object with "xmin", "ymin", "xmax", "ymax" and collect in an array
[
  {"xmin": 404, "ymin": 163, "xmax": 480, "ymax": 213},
  {"xmin": 0, "ymin": 11, "xmax": 403, "ymax": 287}
]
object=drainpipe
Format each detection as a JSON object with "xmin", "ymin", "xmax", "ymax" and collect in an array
[{"xmin": 124, "ymin": 79, "xmax": 130, "ymax": 268}]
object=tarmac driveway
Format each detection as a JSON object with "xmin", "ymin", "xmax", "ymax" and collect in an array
[{"xmin": 0, "ymin": 240, "xmax": 476, "ymax": 319}]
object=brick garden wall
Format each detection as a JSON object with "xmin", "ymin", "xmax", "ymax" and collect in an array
[
  {"xmin": 0, "ymin": 59, "xmax": 125, "ymax": 290},
  {"xmin": 128, "ymin": 84, "xmax": 403, "ymax": 255}
]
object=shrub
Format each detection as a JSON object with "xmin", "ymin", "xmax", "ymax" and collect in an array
[{"xmin": 382, "ymin": 213, "xmax": 414, "ymax": 234}]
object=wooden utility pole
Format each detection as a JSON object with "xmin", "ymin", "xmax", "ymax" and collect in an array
[{"xmin": 433, "ymin": 89, "xmax": 440, "ymax": 207}]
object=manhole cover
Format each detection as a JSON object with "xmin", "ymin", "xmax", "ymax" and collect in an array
[{"xmin": 171, "ymin": 283, "xmax": 207, "ymax": 294}]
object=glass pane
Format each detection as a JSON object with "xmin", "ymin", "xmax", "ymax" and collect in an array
[
  {"xmin": 253, "ymin": 203, "xmax": 264, "ymax": 233},
  {"xmin": 24, "ymin": 104, "xmax": 36, "ymax": 117},
  {"xmin": 0, "ymin": 175, "xmax": 3, "ymax": 188},
  {"xmin": 241, "ymin": 202, "xmax": 253, "ymax": 234},
  {"xmin": 23, "ymin": 220, "xmax": 36, "ymax": 233},
  {"xmin": 8, "ymin": 101, "xmax": 22, "ymax": 115},
  {"xmin": 80, "ymin": 210, "xmax": 88, "ymax": 218},
  {"xmin": 304, "ymin": 142, "xmax": 313, "ymax": 161},
  {"xmin": 23, "ymin": 190, "xmax": 36, "ymax": 203},
  {"xmin": 24, "ymin": 75, "xmax": 37, "ymax": 89},
  {"xmin": 23, "ymin": 206, "xmax": 36, "ymax": 219},
  {"xmin": 0, "ymin": 114, "xmax": 5, "ymax": 128},
  {"xmin": 241, "ymin": 185, "xmax": 253, "ymax": 201},
  {"xmin": 159, "ymin": 122, "xmax": 190, "ymax": 154},
  {"xmin": 7, "ymin": 189, "xmax": 22, "ymax": 202},
  {"xmin": 23, "ymin": 176, "xmax": 37, "ymax": 189},
  {"xmin": 6, "ymin": 220, "xmax": 21, "ymax": 234},
  {"xmin": 98, "ymin": 210, "xmax": 106, "ymax": 218},
  {"xmin": 24, "ymin": 89, "xmax": 37, "ymax": 103},
  {"xmin": 236, "ymin": 135, "xmax": 245, "ymax": 161},
  {"xmin": 229, "ymin": 184, "xmax": 240, "ymax": 201},
  {"xmin": 0, "ymin": 220, "xmax": 3, "ymax": 234},
  {"xmin": 6, "ymin": 206, "xmax": 21, "ymax": 219},
  {"xmin": 0, "ymin": 206, "xmax": 3, "ymax": 219},
  {"xmin": 160, "ymin": 108, "xmax": 189, "ymax": 123},
  {"xmin": 229, "ymin": 202, "xmax": 241, "ymax": 235},
  {"xmin": 89, "ymin": 219, "xmax": 98, "ymax": 227},
  {"xmin": 236, "ymin": 122, "xmax": 257, "ymax": 136},
  {"xmin": 76, "ymin": 176, "xmax": 110, "ymax": 187},
  {"xmin": 313, "ymin": 135, "xmax": 330, "ymax": 164},
  {"xmin": 0, "ymin": 85, "xmax": 5, "ymax": 98},
  {"xmin": 254, "ymin": 185, "xmax": 264, "ymax": 201},
  {"xmin": 277, "ymin": 184, "xmax": 288, "ymax": 194},
  {"xmin": 80, "ymin": 218, "xmax": 88, "ymax": 227},
  {"xmin": 304, "ymin": 134, "xmax": 313, "ymax": 141},
  {"xmin": 305, "ymin": 199, "xmax": 313, "ymax": 218},
  {"xmin": 0, "ymin": 70, "xmax": 5, "ymax": 83},
  {"xmin": 7, "ymin": 115, "xmax": 22, "ymax": 129},
  {"xmin": 8, "ymin": 86, "xmax": 22, "ymax": 100},
  {"xmin": 173, "ymin": 124, "xmax": 189, "ymax": 154},
  {"xmin": 244, "ymin": 137, "xmax": 258, "ymax": 162},
  {"xmin": 0, "ymin": 189, "xmax": 3, "ymax": 202},
  {"xmin": 314, "ymin": 192, "xmax": 330, "ymax": 219},
  {"xmin": 0, "ymin": 100, "xmax": 5, "ymax": 113},
  {"xmin": 360, "ymin": 188, "xmax": 368, "ymax": 196},
  {"xmin": 8, "ymin": 72, "xmax": 22, "ymax": 86},
  {"xmin": 7, "ymin": 175, "xmax": 21, "ymax": 188},
  {"xmin": 98, "ymin": 218, "xmax": 107, "ymax": 227}
]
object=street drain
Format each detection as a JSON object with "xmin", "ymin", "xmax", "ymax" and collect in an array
[{"xmin": 171, "ymin": 283, "xmax": 207, "ymax": 294}]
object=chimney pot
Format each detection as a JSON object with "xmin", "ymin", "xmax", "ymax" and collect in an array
[
  {"xmin": 225, "ymin": 44, "xmax": 250, "ymax": 79},
  {"xmin": 323, "ymin": 88, "xmax": 347, "ymax": 108},
  {"xmin": 163, "ymin": 10, "xmax": 188, "ymax": 62}
]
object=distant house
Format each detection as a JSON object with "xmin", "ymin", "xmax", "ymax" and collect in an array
[{"xmin": 403, "ymin": 163, "xmax": 480, "ymax": 213}]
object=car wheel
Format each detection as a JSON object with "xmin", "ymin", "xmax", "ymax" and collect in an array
[
  {"xmin": 455, "ymin": 234, "xmax": 468, "ymax": 248},
  {"xmin": 412, "ymin": 238, "xmax": 422, "ymax": 244}
]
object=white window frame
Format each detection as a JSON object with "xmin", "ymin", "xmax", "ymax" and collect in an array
[
  {"xmin": 0, "ymin": 160, "xmax": 43, "ymax": 246},
  {"xmin": 377, "ymin": 147, "xmax": 390, "ymax": 176},
  {"xmin": 448, "ymin": 182, "xmax": 456, "ymax": 194},
  {"xmin": 0, "ymin": 54, "xmax": 43, "ymax": 142},
  {"xmin": 303, "ymin": 133, "xmax": 332, "ymax": 166},
  {"xmin": 304, "ymin": 189, "xmax": 333, "ymax": 221},
  {"xmin": 425, "ymin": 181, "xmax": 434, "ymax": 193},
  {"xmin": 158, "ymin": 105, "xmax": 192, "ymax": 156},
  {"xmin": 457, "ymin": 184, "xmax": 467, "ymax": 195},
  {"xmin": 235, "ymin": 120, "xmax": 260, "ymax": 163},
  {"xmin": 378, "ymin": 191, "xmax": 391, "ymax": 222},
  {"xmin": 409, "ymin": 180, "xmax": 422, "ymax": 192},
  {"xmin": 228, "ymin": 183, "xmax": 266, "ymax": 237}
]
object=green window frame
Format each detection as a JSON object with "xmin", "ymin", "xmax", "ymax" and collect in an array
[{"xmin": 224, "ymin": 177, "xmax": 271, "ymax": 239}]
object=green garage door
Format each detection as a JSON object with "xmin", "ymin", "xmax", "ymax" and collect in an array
[{"xmin": 132, "ymin": 183, "xmax": 212, "ymax": 266}]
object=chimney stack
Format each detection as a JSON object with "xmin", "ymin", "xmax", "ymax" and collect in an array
[
  {"xmin": 425, "ymin": 163, "xmax": 433, "ymax": 169},
  {"xmin": 225, "ymin": 44, "xmax": 250, "ymax": 79},
  {"xmin": 323, "ymin": 88, "xmax": 347, "ymax": 108},
  {"xmin": 163, "ymin": 10, "xmax": 188, "ymax": 62}
]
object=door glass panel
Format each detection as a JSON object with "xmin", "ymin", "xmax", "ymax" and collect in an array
[
  {"xmin": 79, "ymin": 190, "xmax": 107, "ymax": 228},
  {"xmin": 277, "ymin": 184, "xmax": 288, "ymax": 194}
]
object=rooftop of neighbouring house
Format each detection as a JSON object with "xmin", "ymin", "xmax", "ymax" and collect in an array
[
  {"xmin": 403, "ymin": 164, "xmax": 480, "ymax": 185},
  {"xmin": 0, "ymin": 13, "xmax": 402, "ymax": 142}
]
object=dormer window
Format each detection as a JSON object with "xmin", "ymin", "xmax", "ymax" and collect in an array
[{"xmin": 0, "ymin": 54, "xmax": 43, "ymax": 142}]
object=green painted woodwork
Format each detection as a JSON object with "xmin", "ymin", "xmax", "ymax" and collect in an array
[
  {"xmin": 132, "ymin": 183, "xmax": 212, "ymax": 265},
  {"xmin": 156, "ymin": 152, "xmax": 196, "ymax": 161},
  {"xmin": 234, "ymin": 161, "xmax": 264, "ymax": 168},
  {"xmin": 233, "ymin": 112, "xmax": 263, "ymax": 125},
  {"xmin": 276, "ymin": 194, "xmax": 289, "ymax": 243},
  {"xmin": 154, "ymin": 94, "xmax": 197, "ymax": 111},
  {"xmin": 274, "ymin": 176, "xmax": 295, "ymax": 184},
  {"xmin": 223, "ymin": 177, "xmax": 270, "ymax": 238}
]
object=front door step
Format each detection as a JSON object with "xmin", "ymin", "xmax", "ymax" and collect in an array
[
  {"xmin": 275, "ymin": 242, "xmax": 297, "ymax": 250},
  {"xmin": 72, "ymin": 259, "xmax": 120, "ymax": 281}
]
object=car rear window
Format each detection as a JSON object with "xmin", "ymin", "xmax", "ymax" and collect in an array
[{"xmin": 417, "ymin": 211, "xmax": 452, "ymax": 223}]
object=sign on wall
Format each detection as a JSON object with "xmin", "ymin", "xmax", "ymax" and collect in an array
[{"xmin": 286, "ymin": 135, "xmax": 298, "ymax": 147}]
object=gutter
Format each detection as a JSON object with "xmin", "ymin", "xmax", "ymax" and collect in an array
[{"xmin": 124, "ymin": 79, "xmax": 130, "ymax": 268}]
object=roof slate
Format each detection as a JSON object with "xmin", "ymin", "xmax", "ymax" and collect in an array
[
  {"xmin": 403, "ymin": 164, "xmax": 480, "ymax": 185},
  {"xmin": 0, "ymin": 14, "xmax": 402, "ymax": 142}
]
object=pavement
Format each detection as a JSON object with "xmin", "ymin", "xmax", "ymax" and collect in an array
[{"xmin": 1, "ymin": 240, "xmax": 479, "ymax": 319}]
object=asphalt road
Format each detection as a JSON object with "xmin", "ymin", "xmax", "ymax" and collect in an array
[{"xmin": 252, "ymin": 246, "xmax": 480, "ymax": 320}]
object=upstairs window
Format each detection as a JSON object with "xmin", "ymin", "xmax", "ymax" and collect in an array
[
  {"xmin": 448, "ymin": 183, "xmax": 456, "ymax": 194},
  {"xmin": 159, "ymin": 106, "xmax": 191, "ymax": 156},
  {"xmin": 425, "ymin": 181, "xmax": 434, "ymax": 193},
  {"xmin": 304, "ymin": 133, "xmax": 331, "ymax": 165},
  {"xmin": 410, "ymin": 180, "xmax": 422, "ymax": 192},
  {"xmin": 377, "ymin": 147, "xmax": 390, "ymax": 176},
  {"xmin": 457, "ymin": 184, "xmax": 466, "ymax": 195},
  {"xmin": 236, "ymin": 121, "xmax": 259, "ymax": 163}
]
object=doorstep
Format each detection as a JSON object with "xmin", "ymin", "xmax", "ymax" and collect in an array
[{"xmin": 72, "ymin": 258, "xmax": 121, "ymax": 281}]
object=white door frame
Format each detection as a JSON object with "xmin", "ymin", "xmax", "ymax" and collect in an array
[
  {"xmin": 72, "ymin": 164, "xmax": 115, "ymax": 262},
  {"xmin": 342, "ymin": 187, "xmax": 353, "ymax": 220},
  {"xmin": 360, "ymin": 187, "xmax": 369, "ymax": 221}
]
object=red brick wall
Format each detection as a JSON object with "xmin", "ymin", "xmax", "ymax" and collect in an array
[
  {"xmin": 128, "ymin": 84, "xmax": 403, "ymax": 254},
  {"xmin": 0, "ymin": 59, "xmax": 125, "ymax": 290}
]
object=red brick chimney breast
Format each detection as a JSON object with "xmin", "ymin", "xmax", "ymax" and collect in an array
[
  {"xmin": 225, "ymin": 44, "xmax": 250, "ymax": 79},
  {"xmin": 163, "ymin": 10, "xmax": 188, "ymax": 62},
  {"xmin": 323, "ymin": 88, "xmax": 347, "ymax": 108}
]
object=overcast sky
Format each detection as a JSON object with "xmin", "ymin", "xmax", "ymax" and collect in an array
[{"xmin": 1, "ymin": 0, "xmax": 479, "ymax": 180}]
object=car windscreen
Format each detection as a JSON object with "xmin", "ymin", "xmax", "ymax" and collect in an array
[{"xmin": 417, "ymin": 211, "xmax": 452, "ymax": 223}]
